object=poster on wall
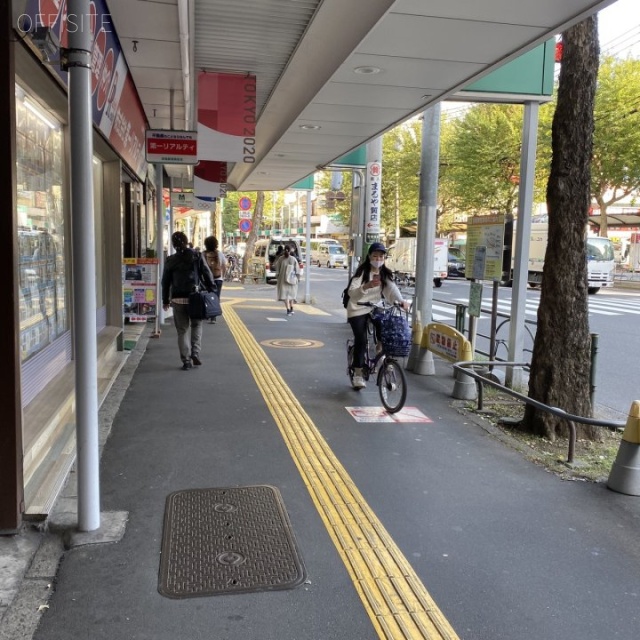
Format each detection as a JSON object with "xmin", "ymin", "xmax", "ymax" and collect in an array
[{"xmin": 123, "ymin": 258, "xmax": 158, "ymax": 322}]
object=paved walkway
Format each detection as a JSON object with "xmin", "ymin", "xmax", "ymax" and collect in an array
[{"xmin": 2, "ymin": 282, "xmax": 640, "ymax": 640}]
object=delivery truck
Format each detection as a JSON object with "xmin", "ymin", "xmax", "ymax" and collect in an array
[
  {"xmin": 385, "ymin": 238, "xmax": 449, "ymax": 287},
  {"xmin": 508, "ymin": 219, "xmax": 615, "ymax": 294}
]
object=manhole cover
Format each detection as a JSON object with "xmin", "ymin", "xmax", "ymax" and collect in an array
[
  {"xmin": 158, "ymin": 486, "xmax": 305, "ymax": 598},
  {"xmin": 260, "ymin": 338, "xmax": 323, "ymax": 348}
]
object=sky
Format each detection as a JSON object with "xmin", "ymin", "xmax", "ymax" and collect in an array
[{"xmin": 598, "ymin": 0, "xmax": 640, "ymax": 57}]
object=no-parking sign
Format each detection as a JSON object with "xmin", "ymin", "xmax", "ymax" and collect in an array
[
  {"xmin": 239, "ymin": 196, "xmax": 252, "ymax": 211},
  {"xmin": 239, "ymin": 219, "xmax": 253, "ymax": 233}
]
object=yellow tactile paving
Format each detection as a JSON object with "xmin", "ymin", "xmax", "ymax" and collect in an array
[{"xmin": 222, "ymin": 300, "xmax": 458, "ymax": 640}]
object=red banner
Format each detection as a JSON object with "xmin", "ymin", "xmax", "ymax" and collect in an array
[{"xmin": 197, "ymin": 72, "xmax": 256, "ymax": 163}]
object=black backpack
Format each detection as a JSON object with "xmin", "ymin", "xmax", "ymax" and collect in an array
[{"xmin": 342, "ymin": 276, "xmax": 355, "ymax": 308}]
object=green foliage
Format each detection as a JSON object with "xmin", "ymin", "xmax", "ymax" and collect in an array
[
  {"xmin": 446, "ymin": 104, "xmax": 524, "ymax": 214},
  {"xmin": 592, "ymin": 56, "xmax": 640, "ymax": 204},
  {"xmin": 314, "ymin": 171, "xmax": 353, "ymax": 227},
  {"xmin": 382, "ymin": 121, "xmax": 421, "ymax": 234}
]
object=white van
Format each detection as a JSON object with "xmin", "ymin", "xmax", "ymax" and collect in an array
[
  {"xmin": 316, "ymin": 243, "xmax": 348, "ymax": 268},
  {"xmin": 309, "ymin": 239, "xmax": 342, "ymax": 265}
]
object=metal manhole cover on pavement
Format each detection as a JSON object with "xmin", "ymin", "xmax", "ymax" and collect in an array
[{"xmin": 158, "ymin": 485, "xmax": 306, "ymax": 598}]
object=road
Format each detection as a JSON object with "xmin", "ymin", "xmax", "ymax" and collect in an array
[{"xmin": 302, "ymin": 266, "xmax": 640, "ymax": 420}]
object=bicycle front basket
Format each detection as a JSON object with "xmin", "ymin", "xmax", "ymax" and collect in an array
[{"xmin": 379, "ymin": 308, "xmax": 412, "ymax": 357}]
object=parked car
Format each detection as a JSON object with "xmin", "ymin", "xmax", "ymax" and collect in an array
[
  {"xmin": 247, "ymin": 238, "xmax": 304, "ymax": 283},
  {"xmin": 447, "ymin": 248, "xmax": 466, "ymax": 277},
  {"xmin": 316, "ymin": 243, "xmax": 348, "ymax": 268}
]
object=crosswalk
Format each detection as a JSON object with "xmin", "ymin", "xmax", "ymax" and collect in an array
[{"xmin": 426, "ymin": 293, "xmax": 640, "ymax": 323}]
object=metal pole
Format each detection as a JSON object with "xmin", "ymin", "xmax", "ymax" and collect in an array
[
  {"xmin": 304, "ymin": 191, "xmax": 312, "ymax": 303},
  {"xmin": 590, "ymin": 333, "xmax": 599, "ymax": 410},
  {"xmin": 489, "ymin": 281, "xmax": 499, "ymax": 369},
  {"xmin": 155, "ymin": 164, "xmax": 165, "ymax": 331},
  {"xmin": 507, "ymin": 101, "xmax": 539, "ymax": 388},
  {"xmin": 414, "ymin": 104, "xmax": 441, "ymax": 376},
  {"xmin": 68, "ymin": 0, "xmax": 100, "ymax": 531}
]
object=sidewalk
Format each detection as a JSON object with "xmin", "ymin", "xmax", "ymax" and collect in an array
[{"xmin": 2, "ymin": 283, "xmax": 640, "ymax": 640}]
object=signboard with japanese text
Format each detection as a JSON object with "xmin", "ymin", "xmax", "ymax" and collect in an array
[
  {"xmin": 122, "ymin": 258, "xmax": 158, "ymax": 322},
  {"xmin": 365, "ymin": 161, "xmax": 382, "ymax": 242},
  {"xmin": 146, "ymin": 130, "xmax": 198, "ymax": 164},
  {"xmin": 465, "ymin": 215, "xmax": 506, "ymax": 281}
]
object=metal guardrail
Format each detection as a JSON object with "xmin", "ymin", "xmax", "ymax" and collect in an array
[{"xmin": 453, "ymin": 360, "xmax": 625, "ymax": 464}]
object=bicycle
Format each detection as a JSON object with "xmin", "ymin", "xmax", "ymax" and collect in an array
[{"xmin": 346, "ymin": 301, "xmax": 410, "ymax": 413}]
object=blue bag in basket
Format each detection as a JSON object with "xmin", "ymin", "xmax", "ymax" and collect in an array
[{"xmin": 379, "ymin": 308, "xmax": 411, "ymax": 357}]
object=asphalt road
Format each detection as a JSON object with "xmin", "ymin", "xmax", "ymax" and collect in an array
[{"xmin": 302, "ymin": 267, "xmax": 639, "ymax": 419}]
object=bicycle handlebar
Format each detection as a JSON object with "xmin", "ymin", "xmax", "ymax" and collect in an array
[{"xmin": 356, "ymin": 300, "xmax": 404, "ymax": 308}]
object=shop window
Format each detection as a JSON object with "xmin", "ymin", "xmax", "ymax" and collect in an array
[{"xmin": 15, "ymin": 87, "xmax": 68, "ymax": 362}]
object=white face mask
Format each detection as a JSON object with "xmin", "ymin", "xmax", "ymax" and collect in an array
[{"xmin": 370, "ymin": 259, "xmax": 384, "ymax": 269}]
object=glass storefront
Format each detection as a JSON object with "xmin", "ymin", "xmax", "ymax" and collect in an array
[{"xmin": 15, "ymin": 85, "xmax": 67, "ymax": 362}]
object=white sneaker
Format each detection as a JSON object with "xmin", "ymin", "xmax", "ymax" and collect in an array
[{"xmin": 352, "ymin": 375, "xmax": 366, "ymax": 389}]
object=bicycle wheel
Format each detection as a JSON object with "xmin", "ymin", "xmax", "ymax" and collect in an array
[{"xmin": 377, "ymin": 358, "xmax": 407, "ymax": 413}]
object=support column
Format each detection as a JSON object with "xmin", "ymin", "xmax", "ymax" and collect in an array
[
  {"xmin": 414, "ymin": 104, "xmax": 441, "ymax": 376},
  {"xmin": 68, "ymin": 0, "xmax": 100, "ymax": 532},
  {"xmin": 507, "ymin": 101, "xmax": 539, "ymax": 389},
  {"xmin": 155, "ymin": 164, "xmax": 165, "ymax": 330},
  {"xmin": 0, "ymin": 0, "xmax": 24, "ymax": 533}
]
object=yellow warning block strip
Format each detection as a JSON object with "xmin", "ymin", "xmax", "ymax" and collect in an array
[{"xmin": 223, "ymin": 301, "xmax": 458, "ymax": 640}]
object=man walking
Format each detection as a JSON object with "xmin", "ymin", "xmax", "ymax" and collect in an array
[{"xmin": 161, "ymin": 231, "xmax": 216, "ymax": 370}]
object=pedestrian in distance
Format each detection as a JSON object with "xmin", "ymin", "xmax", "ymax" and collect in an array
[
  {"xmin": 346, "ymin": 242, "xmax": 409, "ymax": 389},
  {"xmin": 275, "ymin": 245, "xmax": 299, "ymax": 316},
  {"xmin": 203, "ymin": 235, "xmax": 227, "ymax": 324},
  {"xmin": 161, "ymin": 231, "xmax": 216, "ymax": 370}
]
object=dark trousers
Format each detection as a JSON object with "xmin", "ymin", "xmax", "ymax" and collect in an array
[{"xmin": 348, "ymin": 314, "xmax": 379, "ymax": 369}]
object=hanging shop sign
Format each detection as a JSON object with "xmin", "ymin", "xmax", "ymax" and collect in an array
[{"xmin": 146, "ymin": 130, "xmax": 198, "ymax": 164}]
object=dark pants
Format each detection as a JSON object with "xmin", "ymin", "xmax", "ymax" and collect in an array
[
  {"xmin": 348, "ymin": 314, "xmax": 380, "ymax": 368},
  {"xmin": 214, "ymin": 279, "xmax": 223, "ymax": 298}
]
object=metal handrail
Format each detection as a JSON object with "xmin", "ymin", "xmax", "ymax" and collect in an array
[
  {"xmin": 401, "ymin": 287, "xmax": 537, "ymax": 361},
  {"xmin": 453, "ymin": 360, "xmax": 625, "ymax": 464}
]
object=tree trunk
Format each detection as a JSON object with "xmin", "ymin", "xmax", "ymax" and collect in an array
[
  {"xmin": 522, "ymin": 17, "xmax": 601, "ymax": 441},
  {"xmin": 243, "ymin": 191, "xmax": 265, "ymax": 274}
]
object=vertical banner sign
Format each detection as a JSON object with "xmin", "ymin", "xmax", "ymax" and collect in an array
[
  {"xmin": 194, "ymin": 160, "xmax": 228, "ymax": 202},
  {"xmin": 196, "ymin": 72, "xmax": 256, "ymax": 202},
  {"xmin": 365, "ymin": 162, "xmax": 382, "ymax": 243},
  {"xmin": 197, "ymin": 72, "xmax": 257, "ymax": 163}
]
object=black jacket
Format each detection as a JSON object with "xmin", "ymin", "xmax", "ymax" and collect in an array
[{"xmin": 161, "ymin": 249, "xmax": 215, "ymax": 303}]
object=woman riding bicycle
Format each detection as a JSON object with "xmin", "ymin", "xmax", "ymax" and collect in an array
[{"xmin": 346, "ymin": 242, "xmax": 409, "ymax": 389}]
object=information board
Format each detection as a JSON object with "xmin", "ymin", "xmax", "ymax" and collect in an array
[
  {"xmin": 123, "ymin": 258, "xmax": 158, "ymax": 322},
  {"xmin": 465, "ymin": 215, "xmax": 505, "ymax": 281}
]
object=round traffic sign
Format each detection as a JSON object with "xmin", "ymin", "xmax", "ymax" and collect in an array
[
  {"xmin": 239, "ymin": 196, "xmax": 252, "ymax": 211},
  {"xmin": 239, "ymin": 218, "xmax": 252, "ymax": 233}
]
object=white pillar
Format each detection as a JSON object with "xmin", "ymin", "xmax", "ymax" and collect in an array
[{"xmin": 68, "ymin": 0, "xmax": 100, "ymax": 531}]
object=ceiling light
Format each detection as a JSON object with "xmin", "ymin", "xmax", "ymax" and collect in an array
[
  {"xmin": 23, "ymin": 98, "xmax": 57, "ymax": 129},
  {"xmin": 354, "ymin": 66, "xmax": 381, "ymax": 75},
  {"xmin": 299, "ymin": 124, "xmax": 321, "ymax": 130}
]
